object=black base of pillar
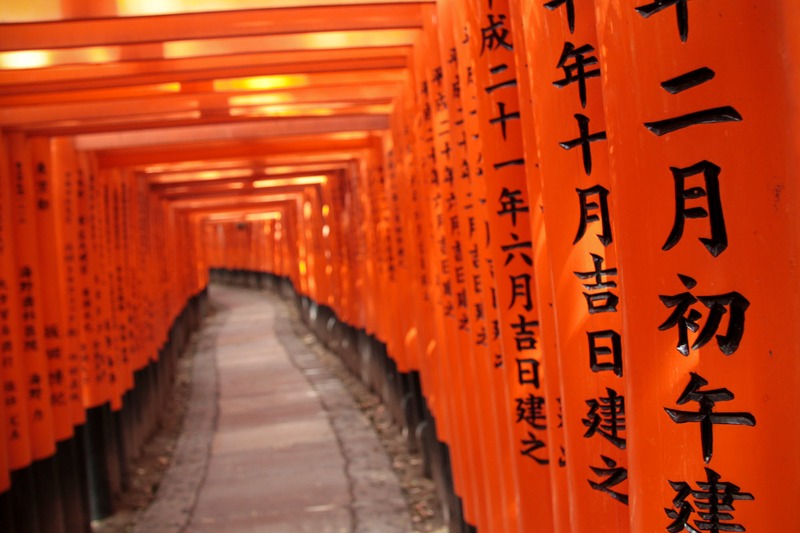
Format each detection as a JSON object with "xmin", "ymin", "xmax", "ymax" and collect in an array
[
  {"xmin": 32, "ymin": 454, "xmax": 66, "ymax": 533},
  {"xmin": 10, "ymin": 467, "xmax": 39, "ymax": 532},
  {"xmin": 122, "ymin": 388, "xmax": 139, "ymax": 465},
  {"xmin": 112, "ymin": 406, "xmax": 130, "ymax": 491},
  {"xmin": 73, "ymin": 424, "xmax": 93, "ymax": 533},
  {"xmin": 57, "ymin": 436, "xmax": 90, "ymax": 533},
  {"xmin": 103, "ymin": 404, "xmax": 122, "ymax": 500},
  {"xmin": 449, "ymin": 494, "xmax": 465, "ymax": 533},
  {"xmin": 0, "ymin": 478, "xmax": 19, "ymax": 533},
  {"xmin": 84, "ymin": 405, "xmax": 114, "ymax": 520},
  {"xmin": 439, "ymin": 441, "xmax": 465, "ymax": 533},
  {"xmin": 147, "ymin": 362, "xmax": 158, "ymax": 440}
]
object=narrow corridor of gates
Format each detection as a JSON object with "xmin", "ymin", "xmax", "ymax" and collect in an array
[{"xmin": 2, "ymin": 2, "xmax": 800, "ymax": 532}]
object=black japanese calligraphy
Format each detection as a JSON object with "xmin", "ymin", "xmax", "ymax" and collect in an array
[
  {"xmin": 588, "ymin": 455, "xmax": 628, "ymax": 505},
  {"xmin": 544, "ymin": 0, "xmax": 575, "ymax": 34},
  {"xmin": 516, "ymin": 394, "xmax": 547, "ymax": 430},
  {"xmin": 511, "ymin": 314, "xmax": 539, "ymax": 351},
  {"xmin": 662, "ymin": 160, "xmax": 727, "ymax": 257},
  {"xmin": 660, "ymin": 67, "xmax": 715, "ymax": 94},
  {"xmin": 485, "ymin": 64, "xmax": 518, "ymax": 94},
  {"xmin": 553, "ymin": 42, "xmax": 600, "ymax": 108},
  {"xmin": 574, "ymin": 185, "xmax": 612, "ymax": 246},
  {"xmin": 635, "ymin": 0, "xmax": 690, "ymax": 43},
  {"xmin": 659, "ymin": 274, "xmax": 749, "ymax": 356},
  {"xmin": 574, "ymin": 253, "xmax": 619, "ymax": 314},
  {"xmin": 481, "ymin": 14, "xmax": 513, "ymax": 55},
  {"xmin": 501, "ymin": 233, "xmax": 533, "ymax": 266},
  {"xmin": 520, "ymin": 431, "xmax": 549, "ymax": 465},
  {"xmin": 497, "ymin": 188, "xmax": 529, "ymax": 227},
  {"xmin": 509, "ymin": 273, "xmax": 533, "ymax": 311},
  {"xmin": 583, "ymin": 387, "xmax": 626, "ymax": 449},
  {"xmin": 517, "ymin": 357, "xmax": 541, "ymax": 387},
  {"xmin": 665, "ymin": 467, "xmax": 754, "ymax": 533},
  {"xmin": 560, "ymin": 114, "xmax": 607, "ymax": 176},
  {"xmin": 664, "ymin": 372, "xmax": 756, "ymax": 464},
  {"xmin": 489, "ymin": 101, "xmax": 521, "ymax": 140},
  {"xmin": 587, "ymin": 329, "xmax": 623, "ymax": 376},
  {"xmin": 645, "ymin": 106, "xmax": 742, "ymax": 137}
]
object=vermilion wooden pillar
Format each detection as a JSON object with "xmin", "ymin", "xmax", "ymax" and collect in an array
[
  {"xmin": 436, "ymin": 2, "xmax": 515, "ymax": 531},
  {"xmin": 7, "ymin": 133, "xmax": 64, "ymax": 532},
  {"xmin": 407, "ymin": 27, "xmax": 471, "ymax": 518},
  {"xmin": 51, "ymin": 139, "xmax": 87, "ymax": 432},
  {"xmin": 391, "ymin": 101, "xmax": 425, "ymax": 375},
  {"xmin": 506, "ymin": 3, "xmax": 571, "ymax": 531},
  {"xmin": 595, "ymin": 1, "xmax": 800, "ymax": 531},
  {"xmin": 420, "ymin": 6, "xmax": 492, "ymax": 528},
  {"xmin": 0, "ymin": 133, "xmax": 36, "ymax": 531},
  {"xmin": 29, "ymin": 137, "xmax": 75, "ymax": 453},
  {"xmin": 514, "ymin": 1, "xmax": 630, "ymax": 531},
  {"xmin": 459, "ymin": 1, "xmax": 557, "ymax": 531},
  {"xmin": 6, "ymin": 134, "xmax": 58, "ymax": 469}
]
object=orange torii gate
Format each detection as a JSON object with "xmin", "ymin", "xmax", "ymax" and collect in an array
[{"xmin": 1, "ymin": 1, "xmax": 799, "ymax": 532}]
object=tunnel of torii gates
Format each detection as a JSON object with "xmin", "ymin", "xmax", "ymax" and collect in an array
[{"xmin": 0, "ymin": 1, "xmax": 799, "ymax": 532}]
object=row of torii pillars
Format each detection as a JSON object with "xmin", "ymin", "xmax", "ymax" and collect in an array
[{"xmin": 1, "ymin": 1, "xmax": 800, "ymax": 532}]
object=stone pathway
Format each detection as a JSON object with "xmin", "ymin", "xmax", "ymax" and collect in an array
[{"xmin": 134, "ymin": 284, "xmax": 410, "ymax": 533}]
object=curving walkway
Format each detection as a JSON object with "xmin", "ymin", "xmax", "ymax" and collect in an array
[{"xmin": 134, "ymin": 284, "xmax": 410, "ymax": 533}]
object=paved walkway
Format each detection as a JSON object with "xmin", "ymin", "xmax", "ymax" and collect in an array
[{"xmin": 135, "ymin": 284, "xmax": 410, "ymax": 533}]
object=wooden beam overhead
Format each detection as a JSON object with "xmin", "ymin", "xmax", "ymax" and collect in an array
[
  {"xmin": 0, "ymin": 48, "xmax": 411, "ymax": 93},
  {"xmin": 75, "ymin": 114, "xmax": 389, "ymax": 151},
  {"xmin": 0, "ymin": 72, "xmax": 403, "ymax": 108},
  {"xmin": 169, "ymin": 193, "xmax": 303, "ymax": 210},
  {"xmin": 0, "ymin": 4, "xmax": 425, "ymax": 51},
  {"xmin": 0, "ymin": 28, "xmax": 419, "ymax": 71},
  {"xmin": 1, "ymin": 0, "xmax": 402, "ymax": 189},
  {"xmin": 1, "ymin": 0, "xmax": 434, "ymax": 24},
  {"xmin": 95, "ymin": 134, "xmax": 373, "ymax": 168}
]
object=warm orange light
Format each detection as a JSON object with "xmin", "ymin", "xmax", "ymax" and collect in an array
[
  {"xmin": 200, "ymin": 207, "xmax": 283, "ymax": 223},
  {"xmin": 0, "ymin": 50, "xmax": 50, "ymax": 69},
  {"xmin": 149, "ymin": 168, "xmax": 254, "ymax": 184},
  {"xmin": 158, "ymin": 82, "xmax": 182, "ymax": 93},
  {"xmin": 86, "ymin": 46, "xmax": 121, "ymax": 65},
  {"xmin": 117, "ymin": 0, "xmax": 188, "ymax": 16},
  {"xmin": 0, "ymin": 46, "xmax": 124, "ymax": 69},
  {"xmin": 205, "ymin": 213, "xmax": 247, "ymax": 222},
  {"xmin": 0, "ymin": 1, "xmax": 62, "ymax": 23},
  {"xmin": 228, "ymin": 94, "xmax": 292, "ymax": 107},
  {"xmin": 228, "ymin": 102, "xmax": 392, "ymax": 118},
  {"xmin": 252, "ymin": 175, "xmax": 327, "ymax": 188},
  {"xmin": 173, "ymin": 192, "xmax": 298, "ymax": 210},
  {"xmin": 163, "ymin": 30, "xmax": 418, "ymax": 59},
  {"xmin": 264, "ymin": 164, "xmax": 341, "ymax": 175},
  {"xmin": 143, "ymin": 159, "xmax": 258, "ymax": 174},
  {"xmin": 228, "ymin": 104, "xmax": 333, "ymax": 118},
  {"xmin": 116, "ymin": 0, "xmax": 429, "ymax": 17},
  {"xmin": 162, "ymin": 183, "xmax": 246, "ymax": 194},
  {"xmin": 303, "ymin": 30, "xmax": 419, "ymax": 50},
  {"xmin": 40, "ymin": 110, "xmax": 199, "ymax": 130},
  {"xmin": 245, "ymin": 212, "xmax": 282, "ymax": 222},
  {"xmin": 215, "ymin": 75, "xmax": 309, "ymax": 92}
]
